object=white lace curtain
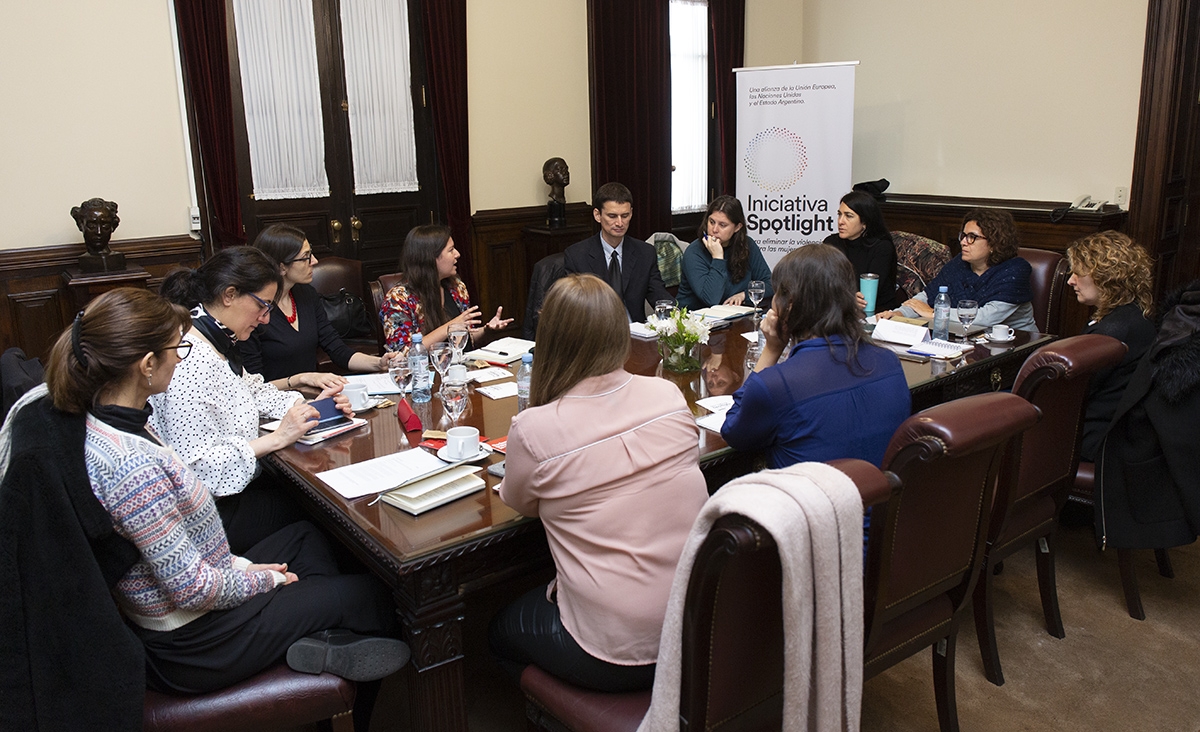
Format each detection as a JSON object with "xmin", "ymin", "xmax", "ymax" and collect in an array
[
  {"xmin": 233, "ymin": 0, "xmax": 330, "ymax": 200},
  {"xmin": 670, "ymin": 0, "xmax": 709, "ymax": 214},
  {"xmin": 340, "ymin": 0, "xmax": 420, "ymax": 194}
]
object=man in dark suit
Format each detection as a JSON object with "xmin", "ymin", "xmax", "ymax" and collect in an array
[{"xmin": 563, "ymin": 182, "xmax": 672, "ymax": 322}]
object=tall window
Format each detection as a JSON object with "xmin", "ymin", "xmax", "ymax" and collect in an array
[{"xmin": 670, "ymin": 0, "xmax": 709, "ymax": 214}]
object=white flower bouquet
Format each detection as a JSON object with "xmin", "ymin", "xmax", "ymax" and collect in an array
[{"xmin": 651, "ymin": 307, "xmax": 710, "ymax": 372}]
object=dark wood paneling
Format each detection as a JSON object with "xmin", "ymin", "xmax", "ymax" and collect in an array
[
  {"xmin": 469, "ymin": 203, "xmax": 593, "ymax": 333},
  {"xmin": 880, "ymin": 194, "xmax": 1127, "ymax": 255},
  {"xmin": 0, "ymin": 235, "xmax": 204, "ymax": 360}
]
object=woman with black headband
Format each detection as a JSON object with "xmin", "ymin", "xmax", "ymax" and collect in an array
[{"xmin": 153, "ymin": 247, "xmax": 351, "ymax": 552}]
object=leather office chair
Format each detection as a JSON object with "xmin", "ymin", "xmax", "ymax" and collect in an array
[
  {"xmin": 310, "ymin": 255, "xmax": 381, "ymax": 360},
  {"xmin": 1071, "ymin": 462, "xmax": 1174, "ymax": 620},
  {"xmin": 521, "ymin": 513, "xmax": 785, "ymax": 732},
  {"xmin": 891, "ymin": 231, "xmax": 951, "ymax": 299},
  {"xmin": 143, "ymin": 663, "xmax": 356, "ymax": 732},
  {"xmin": 523, "ymin": 252, "xmax": 565, "ymax": 340},
  {"xmin": 972, "ymin": 335, "xmax": 1127, "ymax": 686},
  {"xmin": 1017, "ymin": 247, "xmax": 1070, "ymax": 334},
  {"xmin": 866, "ymin": 392, "xmax": 1040, "ymax": 732},
  {"xmin": 521, "ymin": 461, "xmax": 900, "ymax": 732}
]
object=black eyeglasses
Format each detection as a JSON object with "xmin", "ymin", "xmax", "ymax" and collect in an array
[
  {"xmin": 286, "ymin": 251, "xmax": 314, "ymax": 264},
  {"xmin": 958, "ymin": 231, "xmax": 989, "ymax": 245},
  {"xmin": 160, "ymin": 340, "xmax": 193, "ymax": 360},
  {"xmin": 246, "ymin": 292, "xmax": 274, "ymax": 314}
]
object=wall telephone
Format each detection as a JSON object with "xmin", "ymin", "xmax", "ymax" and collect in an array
[{"xmin": 1070, "ymin": 195, "xmax": 1106, "ymax": 211}]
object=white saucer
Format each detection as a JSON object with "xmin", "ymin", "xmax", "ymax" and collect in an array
[
  {"xmin": 437, "ymin": 445, "xmax": 489, "ymax": 463},
  {"xmin": 353, "ymin": 397, "xmax": 386, "ymax": 413},
  {"xmin": 985, "ymin": 332, "xmax": 1016, "ymax": 343}
]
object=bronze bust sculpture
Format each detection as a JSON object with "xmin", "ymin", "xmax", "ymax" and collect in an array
[
  {"xmin": 71, "ymin": 197, "xmax": 126, "ymax": 273},
  {"xmin": 543, "ymin": 157, "xmax": 569, "ymax": 228}
]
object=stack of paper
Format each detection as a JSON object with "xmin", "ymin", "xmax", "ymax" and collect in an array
[
  {"xmin": 871, "ymin": 318, "xmax": 929, "ymax": 347},
  {"xmin": 379, "ymin": 465, "xmax": 485, "ymax": 515},
  {"xmin": 346, "ymin": 372, "xmax": 405, "ymax": 395},
  {"xmin": 694, "ymin": 394, "xmax": 734, "ymax": 433}
]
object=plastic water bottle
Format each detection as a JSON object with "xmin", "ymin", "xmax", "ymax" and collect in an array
[
  {"xmin": 516, "ymin": 352, "xmax": 533, "ymax": 412},
  {"xmin": 408, "ymin": 333, "xmax": 431, "ymax": 403},
  {"xmin": 932, "ymin": 286, "xmax": 951, "ymax": 342}
]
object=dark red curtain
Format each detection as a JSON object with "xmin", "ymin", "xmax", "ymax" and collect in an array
[
  {"xmin": 710, "ymin": 0, "xmax": 745, "ymax": 197},
  {"xmin": 173, "ymin": 0, "xmax": 245, "ymax": 247},
  {"xmin": 422, "ymin": 0, "xmax": 476, "ymax": 295},
  {"xmin": 588, "ymin": 0, "xmax": 672, "ymax": 238}
]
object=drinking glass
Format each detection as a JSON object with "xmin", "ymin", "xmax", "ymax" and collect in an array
[
  {"xmin": 447, "ymin": 324, "xmax": 470, "ymax": 364},
  {"xmin": 958, "ymin": 299, "xmax": 979, "ymax": 336},
  {"xmin": 654, "ymin": 299, "xmax": 673, "ymax": 323},
  {"xmin": 748, "ymin": 280, "xmax": 766, "ymax": 324},
  {"xmin": 388, "ymin": 361, "xmax": 411, "ymax": 394},
  {"xmin": 440, "ymin": 380, "xmax": 470, "ymax": 426},
  {"xmin": 429, "ymin": 343, "xmax": 453, "ymax": 386}
]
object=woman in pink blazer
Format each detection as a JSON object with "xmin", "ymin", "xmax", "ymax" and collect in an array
[{"xmin": 490, "ymin": 274, "xmax": 708, "ymax": 692}]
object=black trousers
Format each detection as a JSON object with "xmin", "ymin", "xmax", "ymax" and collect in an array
[
  {"xmin": 215, "ymin": 473, "xmax": 306, "ymax": 555},
  {"xmin": 489, "ymin": 584, "xmax": 655, "ymax": 693},
  {"xmin": 134, "ymin": 521, "xmax": 397, "ymax": 694}
]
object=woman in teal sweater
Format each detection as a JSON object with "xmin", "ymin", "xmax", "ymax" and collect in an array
[{"xmin": 676, "ymin": 196, "xmax": 773, "ymax": 310}]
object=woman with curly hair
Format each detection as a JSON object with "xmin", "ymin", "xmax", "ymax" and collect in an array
[
  {"xmin": 676, "ymin": 195, "xmax": 773, "ymax": 309},
  {"xmin": 1067, "ymin": 231, "xmax": 1156, "ymax": 461},
  {"xmin": 380, "ymin": 225, "xmax": 512, "ymax": 350},
  {"xmin": 879, "ymin": 207, "xmax": 1036, "ymax": 332}
]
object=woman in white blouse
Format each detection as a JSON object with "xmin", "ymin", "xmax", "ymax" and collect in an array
[{"xmin": 152, "ymin": 247, "xmax": 350, "ymax": 552}]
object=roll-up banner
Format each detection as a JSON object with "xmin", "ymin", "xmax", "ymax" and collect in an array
[{"xmin": 735, "ymin": 62, "xmax": 857, "ymax": 268}]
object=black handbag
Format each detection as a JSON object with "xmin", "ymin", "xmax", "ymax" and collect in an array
[{"xmin": 320, "ymin": 288, "xmax": 374, "ymax": 339}]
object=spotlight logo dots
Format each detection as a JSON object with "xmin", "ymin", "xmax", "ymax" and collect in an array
[{"xmin": 744, "ymin": 127, "xmax": 808, "ymax": 191}]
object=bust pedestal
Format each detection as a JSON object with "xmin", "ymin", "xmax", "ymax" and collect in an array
[{"xmin": 61, "ymin": 264, "xmax": 152, "ymax": 313}]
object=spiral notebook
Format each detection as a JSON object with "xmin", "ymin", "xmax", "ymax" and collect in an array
[{"xmin": 907, "ymin": 339, "xmax": 967, "ymax": 359}]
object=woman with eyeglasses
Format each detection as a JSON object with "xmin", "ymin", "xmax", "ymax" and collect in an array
[
  {"xmin": 878, "ymin": 206, "xmax": 1036, "ymax": 328},
  {"xmin": 244, "ymin": 224, "xmax": 402, "ymax": 384},
  {"xmin": 30, "ymin": 287, "xmax": 406, "ymax": 696},
  {"xmin": 877, "ymin": 207, "xmax": 1036, "ymax": 332},
  {"xmin": 154, "ymin": 247, "xmax": 351, "ymax": 552}
]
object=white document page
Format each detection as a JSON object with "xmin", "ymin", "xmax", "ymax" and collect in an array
[
  {"xmin": 346, "ymin": 373, "xmax": 405, "ymax": 394},
  {"xmin": 316, "ymin": 447, "xmax": 448, "ymax": 499},
  {"xmin": 871, "ymin": 318, "xmax": 928, "ymax": 347}
]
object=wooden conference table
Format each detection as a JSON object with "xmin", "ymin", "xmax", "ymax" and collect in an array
[{"xmin": 265, "ymin": 319, "xmax": 1052, "ymax": 732}]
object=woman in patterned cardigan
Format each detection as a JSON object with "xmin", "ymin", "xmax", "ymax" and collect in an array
[
  {"xmin": 42, "ymin": 288, "xmax": 406, "ymax": 694},
  {"xmin": 380, "ymin": 224, "xmax": 512, "ymax": 350}
]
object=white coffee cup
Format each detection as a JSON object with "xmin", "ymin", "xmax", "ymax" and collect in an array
[
  {"xmin": 990, "ymin": 324, "xmax": 1015, "ymax": 340},
  {"xmin": 343, "ymin": 383, "xmax": 370, "ymax": 410},
  {"xmin": 446, "ymin": 426, "xmax": 480, "ymax": 460},
  {"xmin": 446, "ymin": 364, "xmax": 468, "ymax": 383}
]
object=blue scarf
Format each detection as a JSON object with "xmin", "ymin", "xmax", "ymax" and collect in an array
[{"xmin": 924, "ymin": 255, "xmax": 1032, "ymax": 306}]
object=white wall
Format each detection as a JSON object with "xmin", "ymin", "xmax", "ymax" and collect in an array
[
  {"xmin": 0, "ymin": 1, "xmax": 1152, "ymax": 252},
  {"xmin": 799, "ymin": 0, "xmax": 1148, "ymax": 204},
  {"xmin": 466, "ymin": 0, "xmax": 592, "ymax": 212},
  {"xmin": 0, "ymin": 1, "xmax": 194, "ymax": 250}
]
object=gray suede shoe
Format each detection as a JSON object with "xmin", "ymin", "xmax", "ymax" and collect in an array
[{"xmin": 286, "ymin": 630, "xmax": 411, "ymax": 682}]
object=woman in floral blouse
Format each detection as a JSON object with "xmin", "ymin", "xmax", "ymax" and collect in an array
[{"xmin": 380, "ymin": 225, "xmax": 512, "ymax": 350}]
